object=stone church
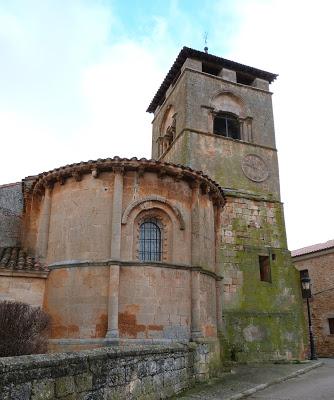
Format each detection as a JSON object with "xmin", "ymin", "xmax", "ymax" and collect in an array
[{"xmin": 0, "ymin": 47, "xmax": 306, "ymax": 362}]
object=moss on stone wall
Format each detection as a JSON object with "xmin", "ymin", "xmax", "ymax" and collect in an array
[{"xmin": 162, "ymin": 129, "xmax": 307, "ymax": 363}]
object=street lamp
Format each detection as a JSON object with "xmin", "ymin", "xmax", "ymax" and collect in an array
[{"xmin": 301, "ymin": 276, "xmax": 317, "ymax": 360}]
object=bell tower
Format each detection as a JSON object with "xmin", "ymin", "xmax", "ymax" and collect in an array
[
  {"xmin": 147, "ymin": 47, "xmax": 306, "ymax": 362},
  {"xmin": 147, "ymin": 47, "xmax": 280, "ymax": 201}
]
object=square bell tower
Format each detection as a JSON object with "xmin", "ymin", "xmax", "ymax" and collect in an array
[
  {"xmin": 147, "ymin": 47, "xmax": 307, "ymax": 362},
  {"xmin": 147, "ymin": 46, "xmax": 280, "ymax": 201}
]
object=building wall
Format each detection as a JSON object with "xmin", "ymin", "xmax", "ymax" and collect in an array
[
  {"xmin": 220, "ymin": 196, "xmax": 306, "ymax": 361},
  {"xmin": 156, "ymin": 64, "xmax": 306, "ymax": 361},
  {"xmin": 44, "ymin": 266, "xmax": 109, "ymax": 339},
  {"xmin": 46, "ymin": 174, "xmax": 114, "ymax": 263},
  {"xmin": 184, "ymin": 69, "xmax": 276, "ymax": 149},
  {"xmin": 152, "ymin": 68, "xmax": 277, "ymax": 161},
  {"xmin": 0, "ymin": 182, "xmax": 23, "ymax": 247},
  {"xmin": 0, "ymin": 273, "xmax": 46, "ymax": 307},
  {"xmin": 118, "ymin": 266, "xmax": 191, "ymax": 340},
  {"xmin": 22, "ymin": 159, "xmax": 223, "ymax": 344},
  {"xmin": 162, "ymin": 130, "xmax": 280, "ymax": 200},
  {"xmin": 294, "ymin": 251, "xmax": 334, "ymax": 357},
  {"xmin": 151, "ymin": 72, "xmax": 187, "ymax": 159}
]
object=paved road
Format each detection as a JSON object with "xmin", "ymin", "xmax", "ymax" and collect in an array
[{"xmin": 250, "ymin": 358, "xmax": 334, "ymax": 400}]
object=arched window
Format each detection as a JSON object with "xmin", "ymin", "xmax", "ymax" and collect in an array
[
  {"xmin": 213, "ymin": 113, "xmax": 240, "ymax": 140},
  {"xmin": 139, "ymin": 218, "xmax": 162, "ymax": 261}
]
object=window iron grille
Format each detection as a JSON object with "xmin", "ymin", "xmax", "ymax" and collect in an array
[{"xmin": 139, "ymin": 218, "xmax": 162, "ymax": 262}]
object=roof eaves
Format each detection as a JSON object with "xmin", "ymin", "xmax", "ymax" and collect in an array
[{"xmin": 147, "ymin": 46, "xmax": 278, "ymax": 113}]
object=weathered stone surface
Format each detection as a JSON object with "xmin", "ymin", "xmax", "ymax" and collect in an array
[
  {"xmin": 0, "ymin": 182, "xmax": 23, "ymax": 248},
  {"xmin": 75, "ymin": 374, "xmax": 93, "ymax": 393},
  {"xmin": 0, "ymin": 343, "xmax": 217, "ymax": 399},
  {"xmin": 55, "ymin": 376, "xmax": 75, "ymax": 397},
  {"xmin": 31, "ymin": 379, "xmax": 54, "ymax": 400}
]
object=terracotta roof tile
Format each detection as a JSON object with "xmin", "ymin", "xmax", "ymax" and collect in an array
[
  {"xmin": 0, "ymin": 247, "xmax": 48, "ymax": 273},
  {"xmin": 291, "ymin": 240, "xmax": 334, "ymax": 257},
  {"xmin": 23, "ymin": 156, "xmax": 225, "ymax": 205}
]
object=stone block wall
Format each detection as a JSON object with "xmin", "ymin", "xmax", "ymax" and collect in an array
[
  {"xmin": 220, "ymin": 195, "xmax": 306, "ymax": 361},
  {"xmin": 162, "ymin": 131, "xmax": 281, "ymax": 200},
  {"xmin": 0, "ymin": 183, "xmax": 23, "ymax": 247},
  {"xmin": 0, "ymin": 343, "xmax": 220, "ymax": 400},
  {"xmin": 0, "ymin": 275, "xmax": 46, "ymax": 306}
]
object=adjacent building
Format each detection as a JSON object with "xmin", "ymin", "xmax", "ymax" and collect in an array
[{"xmin": 292, "ymin": 240, "xmax": 334, "ymax": 357}]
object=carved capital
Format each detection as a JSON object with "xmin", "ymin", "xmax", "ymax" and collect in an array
[{"xmin": 113, "ymin": 165, "xmax": 124, "ymax": 175}]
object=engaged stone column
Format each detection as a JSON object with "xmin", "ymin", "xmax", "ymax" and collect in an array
[
  {"xmin": 216, "ymin": 279, "xmax": 223, "ymax": 334},
  {"xmin": 106, "ymin": 166, "xmax": 124, "ymax": 339},
  {"xmin": 35, "ymin": 185, "xmax": 52, "ymax": 261},
  {"xmin": 214, "ymin": 204, "xmax": 223, "ymax": 334},
  {"xmin": 190, "ymin": 180, "xmax": 202, "ymax": 340}
]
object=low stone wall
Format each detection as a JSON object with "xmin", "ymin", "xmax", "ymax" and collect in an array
[{"xmin": 0, "ymin": 342, "xmax": 221, "ymax": 399}]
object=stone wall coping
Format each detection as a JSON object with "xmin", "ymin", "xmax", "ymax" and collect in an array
[
  {"xmin": 48, "ymin": 338, "xmax": 190, "ymax": 345},
  {"xmin": 47, "ymin": 259, "xmax": 223, "ymax": 281},
  {"xmin": 0, "ymin": 343, "xmax": 190, "ymax": 376}
]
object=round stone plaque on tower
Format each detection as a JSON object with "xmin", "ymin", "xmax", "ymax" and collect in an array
[{"xmin": 241, "ymin": 154, "xmax": 269, "ymax": 182}]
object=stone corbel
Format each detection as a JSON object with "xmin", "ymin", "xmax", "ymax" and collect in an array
[
  {"xmin": 56, "ymin": 174, "xmax": 66, "ymax": 185},
  {"xmin": 189, "ymin": 178, "xmax": 201, "ymax": 190},
  {"xmin": 91, "ymin": 168, "xmax": 99, "ymax": 178},
  {"xmin": 201, "ymin": 183, "xmax": 210, "ymax": 196},
  {"xmin": 72, "ymin": 171, "xmax": 82, "ymax": 182},
  {"xmin": 44, "ymin": 179, "xmax": 54, "ymax": 190},
  {"xmin": 158, "ymin": 167, "xmax": 167, "ymax": 179},
  {"xmin": 174, "ymin": 172, "xmax": 183, "ymax": 182},
  {"xmin": 138, "ymin": 166, "xmax": 145, "ymax": 177}
]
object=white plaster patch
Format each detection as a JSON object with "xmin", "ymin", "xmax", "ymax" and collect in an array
[{"xmin": 243, "ymin": 324, "xmax": 266, "ymax": 342}]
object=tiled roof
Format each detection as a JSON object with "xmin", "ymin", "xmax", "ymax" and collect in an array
[
  {"xmin": 23, "ymin": 156, "xmax": 226, "ymax": 206},
  {"xmin": 291, "ymin": 240, "xmax": 334, "ymax": 257},
  {"xmin": 147, "ymin": 46, "xmax": 278, "ymax": 113},
  {"xmin": 0, "ymin": 247, "xmax": 48, "ymax": 273}
]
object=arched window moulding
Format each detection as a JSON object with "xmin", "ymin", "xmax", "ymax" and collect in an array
[
  {"xmin": 157, "ymin": 105, "xmax": 176, "ymax": 156},
  {"xmin": 208, "ymin": 91, "xmax": 253, "ymax": 142},
  {"xmin": 135, "ymin": 210, "xmax": 170, "ymax": 262},
  {"xmin": 121, "ymin": 196, "xmax": 185, "ymax": 230}
]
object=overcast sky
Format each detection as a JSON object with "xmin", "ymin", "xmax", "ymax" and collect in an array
[{"xmin": 0, "ymin": 0, "xmax": 332, "ymax": 250}]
